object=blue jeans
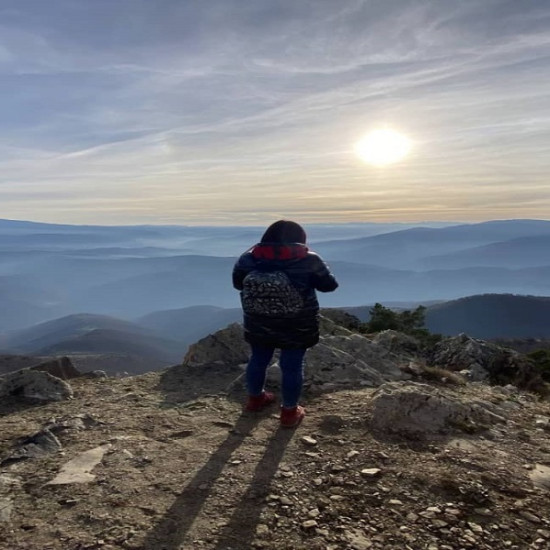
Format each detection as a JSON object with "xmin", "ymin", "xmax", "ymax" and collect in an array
[{"xmin": 246, "ymin": 345, "xmax": 306, "ymax": 408}]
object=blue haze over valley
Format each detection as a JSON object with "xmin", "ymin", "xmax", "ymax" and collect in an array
[{"xmin": 2, "ymin": 218, "xmax": 550, "ymax": 374}]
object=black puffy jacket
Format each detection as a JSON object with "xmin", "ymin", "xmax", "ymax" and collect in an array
[{"xmin": 232, "ymin": 243, "xmax": 338, "ymax": 349}]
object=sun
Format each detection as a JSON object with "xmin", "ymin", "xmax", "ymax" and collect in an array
[{"xmin": 355, "ymin": 128, "xmax": 412, "ymax": 166}]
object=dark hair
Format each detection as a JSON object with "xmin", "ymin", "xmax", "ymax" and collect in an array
[{"xmin": 261, "ymin": 220, "xmax": 307, "ymax": 244}]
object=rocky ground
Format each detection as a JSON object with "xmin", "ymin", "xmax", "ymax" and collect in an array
[{"xmin": 1, "ymin": 365, "xmax": 550, "ymax": 550}]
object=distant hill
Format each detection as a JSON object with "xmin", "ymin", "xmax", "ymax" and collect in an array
[
  {"xmin": 0, "ymin": 313, "xmax": 187, "ymax": 374},
  {"xmin": 425, "ymin": 294, "xmax": 550, "ymax": 339},
  {"xmin": 0, "ymin": 313, "xmax": 155, "ymax": 353},
  {"xmin": 138, "ymin": 305, "xmax": 242, "ymax": 348},
  {"xmin": 313, "ymin": 219, "xmax": 550, "ymax": 268},
  {"xmin": 340, "ymin": 294, "xmax": 550, "ymax": 340},
  {"xmin": 2, "ymin": 218, "xmax": 550, "ymax": 328},
  {"xmin": 422, "ymin": 235, "xmax": 550, "ymax": 269},
  {"xmin": 36, "ymin": 328, "xmax": 183, "ymax": 364}
]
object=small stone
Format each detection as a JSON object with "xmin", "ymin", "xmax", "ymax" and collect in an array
[
  {"xmin": 537, "ymin": 529, "xmax": 550, "ymax": 539},
  {"xmin": 388, "ymin": 499, "xmax": 403, "ymax": 506},
  {"xmin": 231, "ymin": 460, "xmax": 242, "ymax": 465},
  {"xmin": 216, "ymin": 520, "xmax": 228, "ymax": 528},
  {"xmin": 331, "ymin": 464, "xmax": 345, "ymax": 472},
  {"xmin": 63, "ymin": 499, "xmax": 81, "ymax": 509},
  {"xmin": 330, "ymin": 495, "xmax": 345, "ymax": 501},
  {"xmin": 360, "ymin": 468, "xmax": 381, "ymax": 478},
  {"xmin": 302, "ymin": 520, "xmax": 318, "ymax": 529},
  {"xmin": 406, "ymin": 512, "xmax": 419, "ymax": 522},
  {"xmin": 301, "ymin": 436, "xmax": 317, "ymax": 446},
  {"xmin": 431, "ymin": 519, "xmax": 449, "ymax": 528},
  {"xmin": 0, "ymin": 498, "xmax": 13, "ymax": 522},
  {"xmin": 519, "ymin": 510, "xmax": 540, "ymax": 523},
  {"xmin": 347, "ymin": 450, "xmax": 360, "ymax": 459},
  {"xmin": 426, "ymin": 506, "xmax": 442, "ymax": 513},
  {"xmin": 468, "ymin": 522, "xmax": 483, "ymax": 533},
  {"xmin": 279, "ymin": 496, "xmax": 292, "ymax": 506},
  {"xmin": 313, "ymin": 477, "xmax": 323, "ymax": 486},
  {"xmin": 256, "ymin": 524, "xmax": 269, "ymax": 536},
  {"xmin": 308, "ymin": 508, "xmax": 320, "ymax": 518}
]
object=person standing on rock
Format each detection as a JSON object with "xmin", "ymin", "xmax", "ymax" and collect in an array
[{"xmin": 232, "ymin": 220, "xmax": 338, "ymax": 428}]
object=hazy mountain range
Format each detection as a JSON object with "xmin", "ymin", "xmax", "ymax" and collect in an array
[
  {"xmin": 1, "ymin": 218, "xmax": 550, "ymax": 374},
  {"xmin": 1, "ymin": 293, "xmax": 550, "ymax": 376},
  {"xmin": 2, "ymin": 218, "xmax": 550, "ymax": 331}
]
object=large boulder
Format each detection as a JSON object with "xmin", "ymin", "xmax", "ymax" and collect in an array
[
  {"xmin": 300, "ymin": 326, "xmax": 407, "ymax": 391},
  {"xmin": 370, "ymin": 329, "xmax": 421, "ymax": 355},
  {"xmin": 180, "ymin": 319, "xmax": 407, "ymax": 394},
  {"xmin": 430, "ymin": 333, "xmax": 501, "ymax": 380},
  {"xmin": 0, "ymin": 369, "xmax": 73, "ymax": 402},
  {"xmin": 431, "ymin": 334, "xmax": 546, "ymax": 392},
  {"xmin": 370, "ymin": 382, "xmax": 507, "ymax": 436},
  {"xmin": 183, "ymin": 323, "xmax": 249, "ymax": 367}
]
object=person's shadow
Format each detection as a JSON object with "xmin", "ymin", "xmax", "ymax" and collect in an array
[{"xmin": 140, "ymin": 413, "xmax": 295, "ymax": 550}]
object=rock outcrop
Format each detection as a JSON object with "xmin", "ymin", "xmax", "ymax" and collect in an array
[
  {"xmin": 431, "ymin": 333, "xmax": 507, "ymax": 380},
  {"xmin": 0, "ymin": 368, "xmax": 73, "ymax": 401},
  {"xmin": 370, "ymin": 382, "xmax": 507, "ymax": 436},
  {"xmin": 183, "ymin": 323, "xmax": 250, "ymax": 367},
  {"xmin": 1, "ymin": 429, "xmax": 62, "ymax": 466},
  {"xmin": 431, "ymin": 333, "xmax": 546, "ymax": 392},
  {"xmin": 181, "ymin": 319, "xmax": 408, "ymax": 394}
]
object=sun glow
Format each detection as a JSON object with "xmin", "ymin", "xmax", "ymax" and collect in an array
[{"xmin": 355, "ymin": 129, "xmax": 412, "ymax": 166}]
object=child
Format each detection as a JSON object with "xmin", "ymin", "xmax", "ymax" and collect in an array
[{"xmin": 232, "ymin": 220, "xmax": 338, "ymax": 427}]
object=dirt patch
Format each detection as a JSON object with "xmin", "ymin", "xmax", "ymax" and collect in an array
[{"xmin": 1, "ymin": 372, "xmax": 549, "ymax": 550}]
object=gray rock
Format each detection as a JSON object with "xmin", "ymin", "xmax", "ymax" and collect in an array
[
  {"xmin": 431, "ymin": 333, "xmax": 499, "ymax": 377},
  {"xmin": 530, "ymin": 464, "xmax": 550, "ymax": 491},
  {"xmin": 183, "ymin": 323, "xmax": 250, "ymax": 367},
  {"xmin": 47, "ymin": 444, "xmax": 112, "ymax": 485},
  {"xmin": 371, "ymin": 330, "xmax": 421, "ymax": 355},
  {"xmin": 431, "ymin": 334, "xmax": 543, "ymax": 391},
  {"xmin": 182, "ymin": 320, "xmax": 407, "ymax": 395},
  {"xmin": 85, "ymin": 370, "xmax": 108, "ymax": 378},
  {"xmin": 0, "ymin": 368, "xmax": 73, "ymax": 402},
  {"xmin": 370, "ymin": 382, "xmax": 507, "ymax": 435},
  {"xmin": 0, "ymin": 497, "xmax": 13, "ymax": 522},
  {"xmin": 1, "ymin": 429, "xmax": 62, "ymax": 465}
]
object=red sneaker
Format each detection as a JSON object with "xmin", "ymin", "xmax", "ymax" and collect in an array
[
  {"xmin": 280, "ymin": 405, "xmax": 305, "ymax": 428},
  {"xmin": 245, "ymin": 391, "xmax": 276, "ymax": 412}
]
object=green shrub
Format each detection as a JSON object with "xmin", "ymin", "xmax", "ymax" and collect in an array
[
  {"xmin": 527, "ymin": 349, "xmax": 550, "ymax": 382},
  {"xmin": 362, "ymin": 303, "xmax": 427, "ymax": 334}
]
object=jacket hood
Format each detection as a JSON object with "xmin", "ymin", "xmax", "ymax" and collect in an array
[{"xmin": 251, "ymin": 243, "xmax": 309, "ymax": 261}]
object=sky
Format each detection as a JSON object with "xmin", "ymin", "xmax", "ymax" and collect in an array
[{"xmin": 1, "ymin": 0, "xmax": 549, "ymax": 225}]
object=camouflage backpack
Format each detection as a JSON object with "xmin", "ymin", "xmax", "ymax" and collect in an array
[{"xmin": 241, "ymin": 270, "xmax": 304, "ymax": 317}]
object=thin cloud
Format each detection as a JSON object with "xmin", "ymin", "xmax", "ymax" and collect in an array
[{"xmin": 0, "ymin": 0, "xmax": 549, "ymax": 224}]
